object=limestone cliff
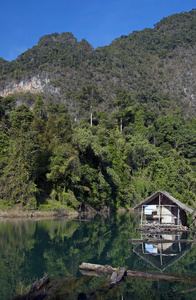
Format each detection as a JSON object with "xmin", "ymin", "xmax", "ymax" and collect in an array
[{"xmin": 0, "ymin": 75, "xmax": 60, "ymax": 97}]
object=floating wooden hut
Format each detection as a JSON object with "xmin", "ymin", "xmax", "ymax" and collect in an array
[{"xmin": 134, "ymin": 191, "xmax": 194, "ymax": 229}]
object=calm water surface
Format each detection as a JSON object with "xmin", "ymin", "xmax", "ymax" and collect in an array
[{"xmin": 0, "ymin": 213, "xmax": 196, "ymax": 299}]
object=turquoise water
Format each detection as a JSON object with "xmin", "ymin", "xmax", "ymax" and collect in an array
[{"xmin": 0, "ymin": 213, "xmax": 196, "ymax": 299}]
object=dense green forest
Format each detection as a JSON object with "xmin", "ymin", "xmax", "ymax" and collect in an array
[
  {"xmin": 0, "ymin": 93, "xmax": 196, "ymax": 211},
  {"xmin": 0, "ymin": 9, "xmax": 196, "ymax": 211}
]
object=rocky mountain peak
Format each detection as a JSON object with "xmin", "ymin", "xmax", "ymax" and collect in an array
[{"xmin": 38, "ymin": 32, "xmax": 77, "ymax": 47}]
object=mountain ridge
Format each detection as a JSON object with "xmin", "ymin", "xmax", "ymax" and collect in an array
[
  {"xmin": 0, "ymin": 9, "xmax": 195, "ymax": 119},
  {"xmin": 0, "ymin": 10, "xmax": 196, "ymax": 212}
]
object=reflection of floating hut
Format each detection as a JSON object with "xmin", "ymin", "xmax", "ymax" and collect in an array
[
  {"xmin": 134, "ymin": 191, "xmax": 194, "ymax": 229},
  {"xmin": 133, "ymin": 233, "xmax": 193, "ymax": 271}
]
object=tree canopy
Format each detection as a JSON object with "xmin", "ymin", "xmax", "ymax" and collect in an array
[{"xmin": 0, "ymin": 94, "xmax": 195, "ymax": 211}]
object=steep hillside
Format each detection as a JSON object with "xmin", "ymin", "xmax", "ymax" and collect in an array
[
  {"xmin": 0, "ymin": 9, "xmax": 195, "ymax": 119},
  {"xmin": 0, "ymin": 10, "xmax": 196, "ymax": 212}
]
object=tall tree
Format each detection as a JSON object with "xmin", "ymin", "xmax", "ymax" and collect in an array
[
  {"xmin": 0, "ymin": 105, "xmax": 38, "ymax": 208},
  {"xmin": 32, "ymin": 95, "xmax": 47, "ymax": 120}
]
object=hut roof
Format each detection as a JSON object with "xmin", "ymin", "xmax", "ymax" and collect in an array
[{"xmin": 134, "ymin": 191, "xmax": 194, "ymax": 214}]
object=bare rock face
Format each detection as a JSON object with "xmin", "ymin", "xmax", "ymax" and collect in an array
[{"xmin": 0, "ymin": 75, "xmax": 60, "ymax": 97}]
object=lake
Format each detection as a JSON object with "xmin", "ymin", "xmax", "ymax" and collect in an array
[{"xmin": 1, "ymin": 212, "xmax": 196, "ymax": 299}]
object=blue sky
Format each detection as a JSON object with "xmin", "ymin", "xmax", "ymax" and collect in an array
[{"xmin": 0, "ymin": 0, "xmax": 195, "ymax": 61}]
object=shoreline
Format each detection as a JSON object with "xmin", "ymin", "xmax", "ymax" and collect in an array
[
  {"xmin": 0, "ymin": 208, "xmax": 79, "ymax": 220},
  {"xmin": 0, "ymin": 206, "xmax": 134, "ymax": 220}
]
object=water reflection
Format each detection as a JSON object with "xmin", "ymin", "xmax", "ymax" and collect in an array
[
  {"xmin": 0, "ymin": 213, "xmax": 196, "ymax": 299},
  {"xmin": 132, "ymin": 232, "xmax": 193, "ymax": 271}
]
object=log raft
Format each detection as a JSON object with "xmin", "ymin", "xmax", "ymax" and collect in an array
[
  {"xmin": 78, "ymin": 263, "xmax": 126, "ymax": 286},
  {"xmin": 136, "ymin": 227, "xmax": 196, "ymax": 233},
  {"xmin": 128, "ymin": 238, "xmax": 196, "ymax": 244}
]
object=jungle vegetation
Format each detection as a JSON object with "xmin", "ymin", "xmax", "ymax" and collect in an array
[
  {"xmin": 0, "ymin": 9, "xmax": 195, "ymax": 211},
  {"xmin": 0, "ymin": 93, "xmax": 195, "ymax": 211}
]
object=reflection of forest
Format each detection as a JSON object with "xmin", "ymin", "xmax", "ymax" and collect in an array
[{"xmin": 0, "ymin": 214, "xmax": 196, "ymax": 300}]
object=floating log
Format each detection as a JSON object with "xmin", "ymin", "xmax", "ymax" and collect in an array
[
  {"xmin": 14, "ymin": 275, "xmax": 92, "ymax": 300},
  {"xmin": 171, "ymin": 286, "xmax": 196, "ymax": 296},
  {"xmin": 79, "ymin": 263, "xmax": 126, "ymax": 287},
  {"xmin": 28, "ymin": 274, "xmax": 50, "ymax": 292},
  {"xmin": 80, "ymin": 269, "xmax": 109, "ymax": 278},
  {"xmin": 110, "ymin": 267, "xmax": 126, "ymax": 287},
  {"xmin": 14, "ymin": 275, "xmax": 51, "ymax": 299},
  {"xmin": 78, "ymin": 263, "xmax": 196, "ymax": 284},
  {"xmin": 125, "ymin": 270, "xmax": 186, "ymax": 281},
  {"xmin": 128, "ymin": 238, "xmax": 196, "ymax": 244},
  {"xmin": 79, "ymin": 262, "xmax": 115, "ymax": 273}
]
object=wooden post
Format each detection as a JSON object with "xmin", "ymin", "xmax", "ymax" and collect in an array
[
  {"xmin": 141, "ymin": 206, "xmax": 143, "ymax": 226},
  {"xmin": 160, "ymin": 243, "xmax": 163, "ymax": 266},
  {"xmin": 159, "ymin": 194, "xmax": 161, "ymax": 224}
]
